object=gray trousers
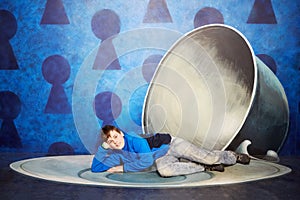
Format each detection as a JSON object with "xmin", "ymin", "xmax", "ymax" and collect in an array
[{"xmin": 155, "ymin": 137, "xmax": 237, "ymax": 177}]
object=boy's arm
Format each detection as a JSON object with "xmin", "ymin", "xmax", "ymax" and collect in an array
[
  {"xmin": 91, "ymin": 146, "xmax": 122, "ymax": 172},
  {"xmin": 123, "ymin": 137, "xmax": 154, "ymax": 172}
]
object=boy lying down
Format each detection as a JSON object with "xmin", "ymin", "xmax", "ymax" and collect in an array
[{"xmin": 91, "ymin": 125, "xmax": 250, "ymax": 177}]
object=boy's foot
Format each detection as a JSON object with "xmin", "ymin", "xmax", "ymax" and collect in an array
[
  {"xmin": 235, "ymin": 153, "xmax": 250, "ymax": 165},
  {"xmin": 204, "ymin": 164, "xmax": 225, "ymax": 172}
]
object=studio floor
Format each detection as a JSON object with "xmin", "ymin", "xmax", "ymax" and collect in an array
[{"xmin": 0, "ymin": 153, "xmax": 299, "ymax": 200}]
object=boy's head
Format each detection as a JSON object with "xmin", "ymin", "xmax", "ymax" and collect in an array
[{"xmin": 101, "ymin": 125, "xmax": 125, "ymax": 149}]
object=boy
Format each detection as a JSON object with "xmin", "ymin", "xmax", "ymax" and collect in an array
[{"xmin": 91, "ymin": 125, "xmax": 250, "ymax": 177}]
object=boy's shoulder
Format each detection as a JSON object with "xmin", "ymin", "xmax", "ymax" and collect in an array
[{"xmin": 124, "ymin": 131, "xmax": 144, "ymax": 140}]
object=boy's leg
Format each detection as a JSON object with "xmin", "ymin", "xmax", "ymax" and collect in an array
[
  {"xmin": 169, "ymin": 137, "xmax": 237, "ymax": 165},
  {"xmin": 155, "ymin": 155, "xmax": 205, "ymax": 177}
]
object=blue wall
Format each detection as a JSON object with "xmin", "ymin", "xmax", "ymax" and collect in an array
[{"xmin": 0, "ymin": 0, "xmax": 299, "ymax": 155}]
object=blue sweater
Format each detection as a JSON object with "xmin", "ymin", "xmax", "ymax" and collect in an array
[{"xmin": 91, "ymin": 132, "xmax": 169, "ymax": 172}]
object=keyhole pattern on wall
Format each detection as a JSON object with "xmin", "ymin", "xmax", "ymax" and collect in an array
[
  {"xmin": 42, "ymin": 55, "xmax": 72, "ymax": 114},
  {"xmin": 128, "ymin": 54, "xmax": 163, "ymax": 126},
  {"xmin": 92, "ymin": 9, "xmax": 121, "ymax": 70},
  {"xmin": 247, "ymin": 0, "xmax": 277, "ymax": 24},
  {"xmin": 47, "ymin": 142, "xmax": 74, "ymax": 156},
  {"xmin": 142, "ymin": 54, "xmax": 163, "ymax": 83},
  {"xmin": 0, "ymin": 10, "xmax": 18, "ymax": 70},
  {"xmin": 194, "ymin": 7, "xmax": 224, "ymax": 28},
  {"xmin": 94, "ymin": 91, "xmax": 122, "ymax": 126},
  {"xmin": 143, "ymin": 0, "xmax": 173, "ymax": 23},
  {"xmin": 0, "ymin": 91, "xmax": 22, "ymax": 148},
  {"xmin": 40, "ymin": 0, "xmax": 70, "ymax": 24},
  {"xmin": 257, "ymin": 54, "xmax": 277, "ymax": 74}
]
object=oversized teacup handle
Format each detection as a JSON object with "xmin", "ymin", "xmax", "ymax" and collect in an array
[{"xmin": 235, "ymin": 140, "xmax": 280, "ymax": 163}]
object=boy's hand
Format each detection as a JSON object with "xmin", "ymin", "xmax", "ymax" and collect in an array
[
  {"xmin": 101, "ymin": 142, "xmax": 110, "ymax": 149},
  {"xmin": 107, "ymin": 165, "xmax": 124, "ymax": 173}
]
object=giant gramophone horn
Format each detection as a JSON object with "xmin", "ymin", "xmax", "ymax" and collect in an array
[{"xmin": 142, "ymin": 24, "xmax": 289, "ymax": 157}]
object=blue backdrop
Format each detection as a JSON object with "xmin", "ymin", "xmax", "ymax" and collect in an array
[{"xmin": 0, "ymin": 0, "xmax": 299, "ymax": 155}]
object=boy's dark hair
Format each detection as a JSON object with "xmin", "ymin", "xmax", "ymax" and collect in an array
[{"xmin": 101, "ymin": 125, "xmax": 121, "ymax": 141}]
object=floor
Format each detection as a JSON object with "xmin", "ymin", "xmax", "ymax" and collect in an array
[{"xmin": 1, "ymin": 153, "xmax": 299, "ymax": 200}]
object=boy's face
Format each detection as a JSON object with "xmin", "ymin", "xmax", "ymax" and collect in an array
[{"xmin": 106, "ymin": 130, "xmax": 125, "ymax": 149}]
